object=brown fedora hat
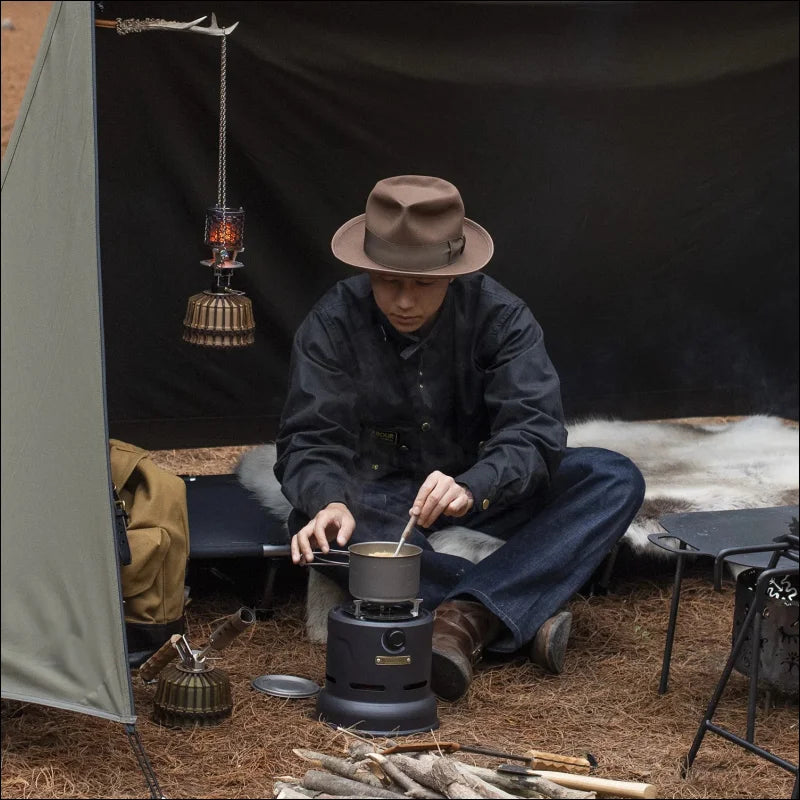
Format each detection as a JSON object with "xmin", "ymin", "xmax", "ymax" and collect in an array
[{"xmin": 331, "ymin": 175, "xmax": 493, "ymax": 277}]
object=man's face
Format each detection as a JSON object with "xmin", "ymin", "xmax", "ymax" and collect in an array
[{"xmin": 369, "ymin": 274, "xmax": 452, "ymax": 333}]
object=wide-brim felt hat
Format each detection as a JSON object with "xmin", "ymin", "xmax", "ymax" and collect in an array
[{"xmin": 331, "ymin": 175, "xmax": 494, "ymax": 278}]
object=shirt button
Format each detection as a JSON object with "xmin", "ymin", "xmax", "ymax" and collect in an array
[
  {"xmin": 421, "ymin": 422, "xmax": 431, "ymax": 432},
  {"xmin": 481, "ymin": 498, "xmax": 490, "ymax": 510}
]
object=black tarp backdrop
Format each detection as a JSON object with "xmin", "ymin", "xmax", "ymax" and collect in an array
[{"xmin": 95, "ymin": 1, "xmax": 799, "ymax": 449}]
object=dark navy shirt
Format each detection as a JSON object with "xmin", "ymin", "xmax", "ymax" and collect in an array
[{"xmin": 274, "ymin": 272, "xmax": 566, "ymax": 518}]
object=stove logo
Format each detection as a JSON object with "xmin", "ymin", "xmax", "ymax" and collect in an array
[{"xmin": 375, "ymin": 655, "xmax": 412, "ymax": 666}]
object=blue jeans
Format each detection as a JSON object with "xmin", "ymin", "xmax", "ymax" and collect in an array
[{"xmin": 290, "ymin": 447, "xmax": 645, "ymax": 653}]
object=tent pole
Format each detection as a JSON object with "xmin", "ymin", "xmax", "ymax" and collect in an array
[{"xmin": 125, "ymin": 724, "xmax": 164, "ymax": 799}]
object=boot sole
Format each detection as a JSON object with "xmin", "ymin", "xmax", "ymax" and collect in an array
[
  {"xmin": 530, "ymin": 611, "xmax": 572, "ymax": 674},
  {"xmin": 431, "ymin": 647, "xmax": 472, "ymax": 701}
]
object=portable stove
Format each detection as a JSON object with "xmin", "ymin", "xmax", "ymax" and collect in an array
[{"xmin": 317, "ymin": 598, "xmax": 439, "ymax": 736}]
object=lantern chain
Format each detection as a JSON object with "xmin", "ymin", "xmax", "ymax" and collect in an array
[{"xmin": 217, "ymin": 33, "xmax": 227, "ymax": 211}]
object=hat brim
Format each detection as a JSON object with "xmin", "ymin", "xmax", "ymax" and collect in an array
[{"xmin": 330, "ymin": 214, "xmax": 494, "ymax": 278}]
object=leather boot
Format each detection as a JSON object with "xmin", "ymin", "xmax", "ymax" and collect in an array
[
  {"xmin": 430, "ymin": 599, "xmax": 502, "ymax": 701},
  {"xmin": 529, "ymin": 610, "xmax": 572, "ymax": 674}
]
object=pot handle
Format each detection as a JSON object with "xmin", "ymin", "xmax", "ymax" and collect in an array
[{"xmin": 298, "ymin": 549, "xmax": 350, "ymax": 567}]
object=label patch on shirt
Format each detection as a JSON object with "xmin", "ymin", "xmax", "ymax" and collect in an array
[{"xmin": 370, "ymin": 429, "xmax": 398, "ymax": 446}]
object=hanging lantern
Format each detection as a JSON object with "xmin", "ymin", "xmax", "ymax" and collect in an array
[
  {"xmin": 204, "ymin": 206, "xmax": 245, "ymax": 257},
  {"xmin": 183, "ymin": 32, "xmax": 255, "ymax": 348}
]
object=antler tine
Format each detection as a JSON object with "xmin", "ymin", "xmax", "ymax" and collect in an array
[
  {"xmin": 170, "ymin": 16, "xmax": 208, "ymax": 30},
  {"xmin": 188, "ymin": 13, "xmax": 241, "ymax": 36}
]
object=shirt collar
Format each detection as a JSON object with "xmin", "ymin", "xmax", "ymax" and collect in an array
[{"xmin": 373, "ymin": 290, "xmax": 452, "ymax": 360}]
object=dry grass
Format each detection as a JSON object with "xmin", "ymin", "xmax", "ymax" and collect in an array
[
  {"xmin": 2, "ymin": 574, "xmax": 797, "ymax": 799},
  {"xmin": 147, "ymin": 445, "xmax": 253, "ymax": 476},
  {"xmin": 3, "ymin": 444, "xmax": 797, "ymax": 799}
]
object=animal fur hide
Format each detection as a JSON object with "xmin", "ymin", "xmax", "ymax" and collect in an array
[
  {"xmin": 236, "ymin": 415, "xmax": 798, "ymax": 642},
  {"xmin": 567, "ymin": 415, "xmax": 798, "ymax": 553}
]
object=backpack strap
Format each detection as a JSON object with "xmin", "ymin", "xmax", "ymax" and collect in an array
[{"xmin": 112, "ymin": 483, "xmax": 132, "ymax": 566}]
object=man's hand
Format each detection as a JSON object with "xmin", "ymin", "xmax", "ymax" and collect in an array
[
  {"xmin": 291, "ymin": 502, "xmax": 356, "ymax": 564},
  {"xmin": 412, "ymin": 471, "xmax": 474, "ymax": 528}
]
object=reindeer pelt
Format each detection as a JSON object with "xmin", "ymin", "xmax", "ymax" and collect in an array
[
  {"xmin": 566, "ymin": 415, "xmax": 798, "ymax": 554},
  {"xmin": 236, "ymin": 442, "xmax": 292, "ymax": 526},
  {"xmin": 305, "ymin": 570, "xmax": 348, "ymax": 643}
]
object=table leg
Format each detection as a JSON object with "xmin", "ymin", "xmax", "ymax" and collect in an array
[{"xmin": 659, "ymin": 543, "xmax": 686, "ymax": 694}]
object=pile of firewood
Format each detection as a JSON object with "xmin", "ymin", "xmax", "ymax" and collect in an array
[{"xmin": 273, "ymin": 741, "xmax": 657, "ymax": 799}]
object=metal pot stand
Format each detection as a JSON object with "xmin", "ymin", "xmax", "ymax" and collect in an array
[{"xmin": 679, "ymin": 531, "xmax": 798, "ymax": 797}]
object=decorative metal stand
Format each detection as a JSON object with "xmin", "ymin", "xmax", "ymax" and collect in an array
[
  {"xmin": 138, "ymin": 608, "xmax": 256, "ymax": 728},
  {"xmin": 681, "ymin": 532, "xmax": 798, "ymax": 799}
]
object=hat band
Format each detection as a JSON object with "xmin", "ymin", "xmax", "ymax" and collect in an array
[{"xmin": 364, "ymin": 228, "xmax": 466, "ymax": 272}]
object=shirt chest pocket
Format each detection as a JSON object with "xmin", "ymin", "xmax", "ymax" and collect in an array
[{"xmin": 358, "ymin": 421, "xmax": 418, "ymax": 472}]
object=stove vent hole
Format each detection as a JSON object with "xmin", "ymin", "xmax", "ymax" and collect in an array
[
  {"xmin": 350, "ymin": 682, "xmax": 386, "ymax": 692},
  {"xmin": 325, "ymin": 674, "xmax": 337, "ymax": 684},
  {"xmin": 403, "ymin": 680, "xmax": 428, "ymax": 691}
]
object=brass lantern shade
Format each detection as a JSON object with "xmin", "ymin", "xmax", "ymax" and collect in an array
[{"xmin": 183, "ymin": 291, "xmax": 255, "ymax": 348}]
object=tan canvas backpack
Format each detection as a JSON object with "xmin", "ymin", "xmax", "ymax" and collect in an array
[{"xmin": 109, "ymin": 439, "xmax": 190, "ymax": 665}]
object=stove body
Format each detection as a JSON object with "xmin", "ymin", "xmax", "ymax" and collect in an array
[{"xmin": 317, "ymin": 599, "xmax": 439, "ymax": 735}]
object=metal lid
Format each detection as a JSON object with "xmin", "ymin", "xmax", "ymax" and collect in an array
[{"xmin": 251, "ymin": 674, "xmax": 320, "ymax": 698}]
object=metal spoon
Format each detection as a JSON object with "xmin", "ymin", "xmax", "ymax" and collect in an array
[{"xmin": 392, "ymin": 514, "xmax": 419, "ymax": 557}]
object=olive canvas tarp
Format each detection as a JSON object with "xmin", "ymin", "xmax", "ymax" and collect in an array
[{"xmin": 1, "ymin": 2, "xmax": 134, "ymax": 724}]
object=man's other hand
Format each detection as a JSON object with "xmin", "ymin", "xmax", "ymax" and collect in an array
[
  {"xmin": 291, "ymin": 502, "xmax": 356, "ymax": 564},
  {"xmin": 412, "ymin": 471, "xmax": 474, "ymax": 528}
]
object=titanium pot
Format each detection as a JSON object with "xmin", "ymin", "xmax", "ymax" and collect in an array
[{"xmin": 306, "ymin": 541, "xmax": 422, "ymax": 603}]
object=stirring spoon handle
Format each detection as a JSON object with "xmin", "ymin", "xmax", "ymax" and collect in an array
[{"xmin": 392, "ymin": 513, "xmax": 419, "ymax": 556}]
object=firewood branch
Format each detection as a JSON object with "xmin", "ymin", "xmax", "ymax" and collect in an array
[
  {"xmin": 301, "ymin": 768, "xmax": 408, "ymax": 799},
  {"xmin": 366, "ymin": 752, "xmax": 445, "ymax": 799},
  {"xmin": 293, "ymin": 748, "xmax": 387, "ymax": 790},
  {"xmin": 273, "ymin": 781, "xmax": 319, "ymax": 799},
  {"xmin": 451, "ymin": 761, "xmax": 523, "ymax": 799}
]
